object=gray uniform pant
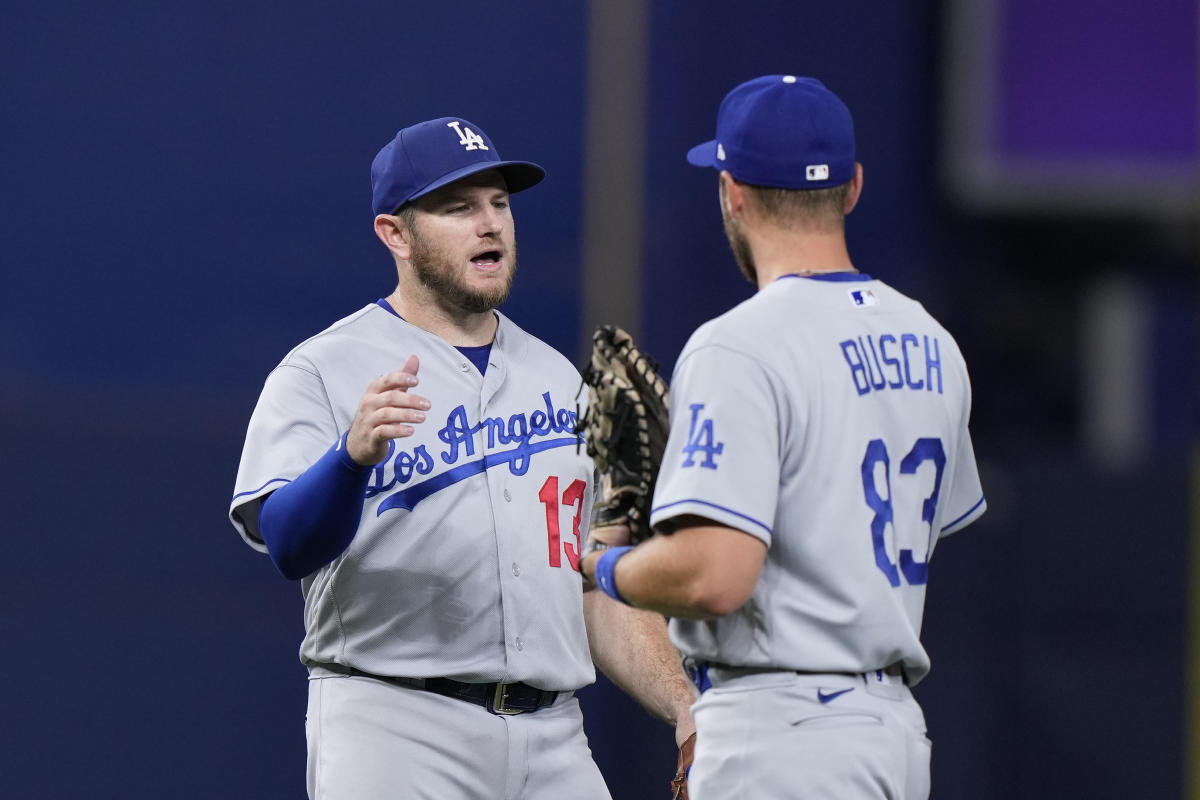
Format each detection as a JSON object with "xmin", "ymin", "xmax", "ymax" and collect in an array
[
  {"xmin": 690, "ymin": 668, "xmax": 931, "ymax": 799},
  {"xmin": 305, "ymin": 672, "xmax": 612, "ymax": 800}
]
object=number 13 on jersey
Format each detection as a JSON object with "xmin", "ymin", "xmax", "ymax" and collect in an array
[
  {"xmin": 860, "ymin": 437, "xmax": 946, "ymax": 587},
  {"xmin": 539, "ymin": 476, "xmax": 586, "ymax": 571}
]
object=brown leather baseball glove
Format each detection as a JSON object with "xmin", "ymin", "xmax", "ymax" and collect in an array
[
  {"xmin": 670, "ymin": 731, "xmax": 697, "ymax": 799},
  {"xmin": 575, "ymin": 325, "xmax": 670, "ymax": 545}
]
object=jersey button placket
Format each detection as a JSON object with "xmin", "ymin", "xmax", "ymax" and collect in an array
[{"xmin": 480, "ymin": 407, "xmax": 523, "ymax": 669}]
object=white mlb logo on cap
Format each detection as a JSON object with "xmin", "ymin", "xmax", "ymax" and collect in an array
[{"xmin": 806, "ymin": 164, "xmax": 830, "ymax": 181}]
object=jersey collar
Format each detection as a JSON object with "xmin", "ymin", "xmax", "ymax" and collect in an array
[{"xmin": 777, "ymin": 271, "xmax": 872, "ymax": 283}]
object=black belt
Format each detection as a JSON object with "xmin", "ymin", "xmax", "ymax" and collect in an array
[
  {"xmin": 688, "ymin": 659, "xmax": 911, "ymax": 692},
  {"xmin": 875, "ymin": 663, "xmax": 908, "ymax": 682},
  {"xmin": 317, "ymin": 664, "xmax": 561, "ymax": 715}
]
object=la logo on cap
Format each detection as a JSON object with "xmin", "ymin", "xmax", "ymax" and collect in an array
[
  {"xmin": 806, "ymin": 164, "xmax": 830, "ymax": 181},
  {"xmin": 447, "ymin": 120, "xmax": 488, "ymax": 151}
]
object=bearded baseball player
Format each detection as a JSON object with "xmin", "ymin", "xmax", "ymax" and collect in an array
[
  {"xmin": 229, "ymin": 117, "xmax": 696, "ymax": 799},
  {"xmin": 581, "ymin": 76, "xmax": 987, "ymax": 799}
]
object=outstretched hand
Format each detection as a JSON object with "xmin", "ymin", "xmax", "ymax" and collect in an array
[
  {"xmin": 346, "ymin": 355, "xmax": 429, "ymax": 465},
  {"xmin": 580, "ymin": 524, "xmax": 631, "ymax": 586}
]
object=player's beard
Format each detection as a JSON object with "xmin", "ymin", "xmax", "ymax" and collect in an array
[
  {"xmin": 720, "ymin": 181, "xmax": 757, "ymax": 285},
  {"xmin": 722, "ymin": 208, "xmax": 757, "ymax": 285},
  {"xmin": 409, "ymin": 229, "xmax": 517, "ymax": 315}
]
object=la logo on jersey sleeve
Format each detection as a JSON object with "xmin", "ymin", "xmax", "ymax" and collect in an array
[{"xmin": 681, "ymin": 403, "xmax": 724, "ymax": 470}]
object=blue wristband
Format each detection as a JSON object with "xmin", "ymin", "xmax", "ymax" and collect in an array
[{"xmin": 594, "ymin": 546, "xmax": 634, "ymax": 604}]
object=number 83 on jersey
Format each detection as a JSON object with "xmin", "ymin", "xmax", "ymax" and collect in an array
[{"xmin": 860, "ymin": 437, "xmax": 946, "ymax": 588}]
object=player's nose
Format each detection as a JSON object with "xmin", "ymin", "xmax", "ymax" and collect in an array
[{"xmin": 476, "ymin": 206, "xmax": 505, "ymax": 236}]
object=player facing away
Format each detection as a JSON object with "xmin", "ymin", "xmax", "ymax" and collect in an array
[
  {"xmin": 581, "ymin": 76, "xmax": 987, "ymax": 799},
  {"xmin": 229, "ymin": 117, "xmax": 697, "ymax": 800}
]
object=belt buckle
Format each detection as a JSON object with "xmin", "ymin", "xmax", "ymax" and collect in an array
[{"xmin": 490, "ymin": 683, "xmax": 523, "ymax": 715}]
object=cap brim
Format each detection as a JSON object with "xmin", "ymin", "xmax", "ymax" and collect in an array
[
  {"xmin": 407, "ymin": 160, "xmax": 546, "ymax": 204},
  {"xmin": 686, "ymin": 140, "xmax": 720, "ymax": 168}
]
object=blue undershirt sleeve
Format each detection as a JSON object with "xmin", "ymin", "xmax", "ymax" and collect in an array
[{"xmin": 258, "ymin": 434, "xmax": 372, "ymax": 580}]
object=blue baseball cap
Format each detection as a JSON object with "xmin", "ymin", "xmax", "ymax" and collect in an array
[
  {"xmin": 370, "ymin": 117, "xmax": 546, "ymax": 215},
  {"xmin": 686, "ymin": 75, "xmax": 855, "ymax": 189}
]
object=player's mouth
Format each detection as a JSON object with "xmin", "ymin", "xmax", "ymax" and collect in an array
[{"xmin": 470, "ymin": 249, "xmax": 504, "ymax": 271}]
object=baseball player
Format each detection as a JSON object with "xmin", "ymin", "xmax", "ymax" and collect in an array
[
  {"xmin": 229, "ymin": 116, "xmax": 696, "ymax": 799},
  {"xmin": 582, "ymin": 76, "xmax": 987, "ymax": 799}
]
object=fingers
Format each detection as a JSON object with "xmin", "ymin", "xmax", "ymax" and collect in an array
[
  {"xmin": 580, "ymin": 550, "xmax": 601, "ymax": 587},
  {"xmin": 346, "ymin": 356, "xmax": 430, "ymax": 465},
  {"xmin": 365, "ymin": 357, "xmax": 431, "ymax": 411},
  {"xmin": 364, "ymin": 403, "xmax": 427, "ymax": 430},
  {"xmin": 590, "ymin": 524, "xmax": 632, "ymax": 547},
  {"xmin": 373, "ymin": 388, "xmax": 430, "ymax": 411},
  {"xmin": 371, "ymin": 369, "xmax": 419, "ymax": 394},
  {"xmin": 368, "ymin": 423, "xmax": 418, "ymax": 443},
  {"xmin": 376, "ymin": 403, "xmax": 428, "ymax": 435}
]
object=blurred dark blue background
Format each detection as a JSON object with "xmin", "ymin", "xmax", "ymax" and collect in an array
[{"xmin": 2, "ymin": 1, "xmax": 1196, "ymax": 798}]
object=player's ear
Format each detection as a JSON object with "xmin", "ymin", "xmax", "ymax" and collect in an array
[
  {"xmin": 719, "ymin": 171, "xmax": 746, "ymax": 220},
  {"xmin": 374, "ymin": 214, "xmax": 413, "ymax": 260},
  {"xmin": 843, "ymin": 163, "xmax": 864, "ymax": 215}
]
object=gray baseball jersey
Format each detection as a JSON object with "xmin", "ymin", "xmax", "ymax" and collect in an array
[
  {"xmin": 650, "ymin": 273, "xmax": 986, "ymax": 685},
  {"xmin": 229, "ymin": 303, "xmax": 596, "ymax": 691}
]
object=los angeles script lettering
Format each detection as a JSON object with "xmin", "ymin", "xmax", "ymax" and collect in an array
[{"xmin": 364, "ymin": 391, "xmax": 578, "ymax": 498}]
